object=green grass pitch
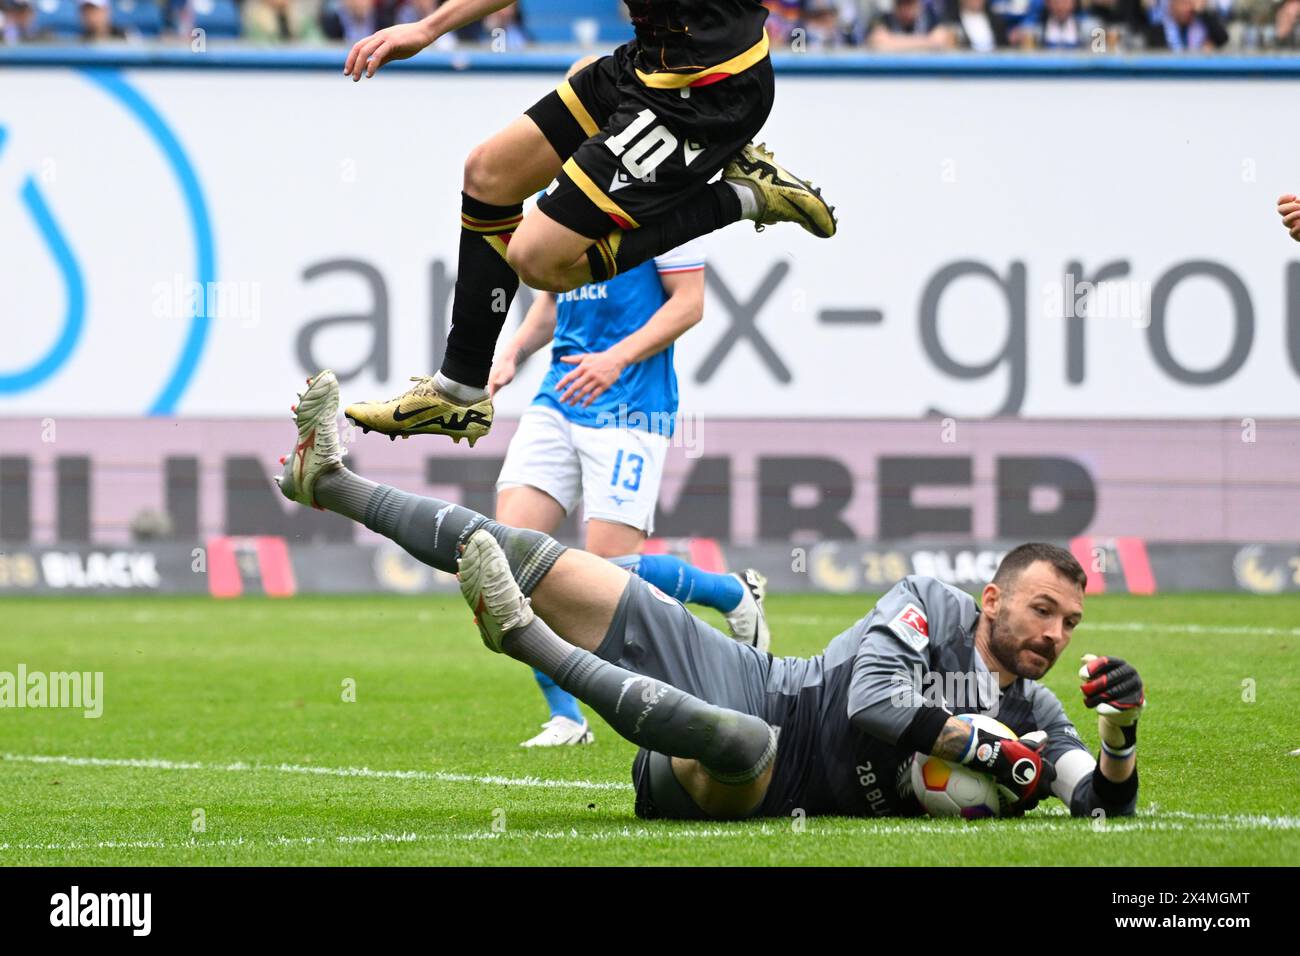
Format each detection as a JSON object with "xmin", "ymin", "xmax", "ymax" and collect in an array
[{"xmin": 1, "ymin": 592, "xmax": 1297, "ymax": 866}]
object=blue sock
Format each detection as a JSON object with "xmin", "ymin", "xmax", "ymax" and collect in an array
[
  {"xmin": 533, "ymin": 668, "xmax": 583, "ymax": 723},
  {"xmin": 619, "ymin": 553, "xmax": 745, "ymax": 614}
]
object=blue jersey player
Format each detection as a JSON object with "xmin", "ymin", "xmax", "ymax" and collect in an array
[{"xmin": 488, "ymin": 227, "xmax": 769, "ymax": 748}]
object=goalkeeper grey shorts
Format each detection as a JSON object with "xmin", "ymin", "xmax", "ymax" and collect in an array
[{"xmin": 594, "ymin": 576, "xmax": 772, "ymax": 819}]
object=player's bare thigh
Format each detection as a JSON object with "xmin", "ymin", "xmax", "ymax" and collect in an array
[
  {"xmin": 507, "ymin": 206, "xmax": 595, "ymax": 293},
  {"xmin": 464, "ymin": 118, "xmax": 593, "ymax": 292},
  {"xmin": 528, "ymin": 549, "xmax": 630, "ymax": 651},
  {"xmin": 464, "ymin": 114, "xmax": 564, "ymax": 206},
  {"xmin": 672, "ymin": 757, "xmax": 775, "ymax": 819},
  {"xmin": 534, "ymin": 551, "xmax": 775, "ymax": 818},
  {"xmin": 534, "ymin": 531, "xmax": 774, "ymax": 817},
  {"xmin": 495, "ymin": 484, "xmax": 566, "ymax": 535},
  {"xmin": 497, "ymin": 488, "xmax": 627, "ymax": 645},
  {"xmin": 584, "ymin": 518, "xmax": 645, "ymax": 560}
]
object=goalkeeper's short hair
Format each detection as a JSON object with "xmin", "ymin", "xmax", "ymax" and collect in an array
[{"xmin": 993, "ymin": 542, "xmax": 1087, "ymax": 594}]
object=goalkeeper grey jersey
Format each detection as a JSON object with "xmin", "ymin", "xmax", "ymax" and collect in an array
[{"xmin": 757, "ymin": 575, "xmax": 1121, "ymax": 818}]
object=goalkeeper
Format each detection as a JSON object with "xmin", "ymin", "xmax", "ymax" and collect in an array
[{"xmin": 276, "ymin": 371, "xmax": 1144, "ymax": 820}]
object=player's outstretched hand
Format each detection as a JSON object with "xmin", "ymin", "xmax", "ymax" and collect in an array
[
  {"xmin": 344, "ymin": 21, "xmax": 436, "ymax": 81},
  {"xmin": 1078, "ymin": 654, "xmax": 1144, "ymax": 725},
  {"xmin": 1277, "ymin": 194, "xmax": 1300, "ymax": 242},
  {"xmin": 961, "ymin": 726, "xmax": 1055, "ymax": 810},
  {"xmin": 556, "ymin": 351, "xmax": 625, "ymax": 408},
  {"xmin": 487, "ymin": 354, "xmax": 517, "ymax": 399}
]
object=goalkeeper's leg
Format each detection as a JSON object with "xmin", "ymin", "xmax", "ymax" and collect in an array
[
  {"xmin": 313, "ymin": 459, "xmax": 777, "ymax": 813},
  {"xmin": 325, "ymin": 476, "xmax": 775, "ymax": 814},
  {"xmin": 274, "ymin": 374, "xmax": 775, "ymax": 816},
  {"xmin": 460, "ymin": 530, "xmax": 776, "ymax": 817}
]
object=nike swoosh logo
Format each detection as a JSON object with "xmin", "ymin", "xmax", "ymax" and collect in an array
[
  {"xmin": 392, "ymin": 401, "xmax": 491, "ymax": 427},
  {"xmin": 614, "ymin": 676, "xmax": 639, "ymax": 714},
  {"xmin": 392, "ymin": 404, "xmax": 439, "ymax": 422},
  {"xmin": 432, "ymin": 503, "xmax": 454, "ymax": 553}
]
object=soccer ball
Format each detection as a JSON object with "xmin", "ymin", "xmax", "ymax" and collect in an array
[{"xmin": 909, "ymin": 713, "xmax": 1016, "ymax": 819}]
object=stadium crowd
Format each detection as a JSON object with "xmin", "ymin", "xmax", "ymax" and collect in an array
[{"xmin": 1, "ymin": 0, "xmax": 1297, "ymax": 52}]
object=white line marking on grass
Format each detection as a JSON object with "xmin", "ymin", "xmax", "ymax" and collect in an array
[
  {"xmin": 0, "ymin": 753, "xmax": 631, "ymax": 791},
  {"xmin": 5, "ymin": 759, "xmax": 1294, "ymax": 832},
  {"xmin": 5, "ymin": 753, "xmax": 1298, "ymax": 836},
  {"xmin": 3, "ymin": 813, "xmax": 1298, "ymax": 855},
  {"xmin": 0, "ymin": 834, "xmax": 424, "ymax": 853},
  {"xmin": 455, "ymin": 817, "xmax": 1300, "ymax": 838}
]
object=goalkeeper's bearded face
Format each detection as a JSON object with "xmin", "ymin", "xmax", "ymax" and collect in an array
[{"xmin": 983, "ymin": 562, "xmax": 1084, "ymax": 680}]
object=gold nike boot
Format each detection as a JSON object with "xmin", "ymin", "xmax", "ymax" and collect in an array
[
  {"xmin": 723, "ymin": 142, "xmax": 838, "ymax": 239},
  {"xmin": 344, "ymin": 376, "xmax": 493, "ymax": 445}
]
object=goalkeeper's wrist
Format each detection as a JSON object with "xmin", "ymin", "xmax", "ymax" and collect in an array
[
  {"xmin": 1099, "ymin": 719, "xmax": 1138, "ymax": 758},
  {"xmin": 1101, "ymin": 739, "xmax": 1136, "ymax": 759}
]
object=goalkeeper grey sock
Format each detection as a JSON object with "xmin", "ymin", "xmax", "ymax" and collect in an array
[
  {"xmin": 313, "ymin": 466, "xmax": 378, "ymax": 523},
  {"xmin": 501, "ymin": 616, "xmax": 777, "ymax": 784},
  {"xmin": 314, "ymin": 468, "xmax": 565, "ymax": 593}
]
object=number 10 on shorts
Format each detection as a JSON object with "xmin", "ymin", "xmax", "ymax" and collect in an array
[{"xmin": 605, "ymin": 109, "xmax": 677, "ymax": 180}]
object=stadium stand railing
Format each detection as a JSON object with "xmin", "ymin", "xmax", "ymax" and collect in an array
[{"xmin": 5, "ymin": 44, "xmax": 1300, "ymax": 74}]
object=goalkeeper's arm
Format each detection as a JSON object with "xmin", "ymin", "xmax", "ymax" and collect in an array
[
  {"xmin": 1028, "ymin": 655, "xmax": 1144, "ymax": 817},
  {"xmin": 1075, "ymin": 653, "xmax": 1144, "ymax": 815},
  {"xmin": 849, "ymin": 644, "xmax": 1055, "ymax": 808}
]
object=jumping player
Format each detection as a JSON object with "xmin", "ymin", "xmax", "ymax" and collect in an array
[
  {"xmin": 339, "ymin": 0, "xmax": 837, "ymax": 447},
  {"xmin": 276, "ymin": 371, "xmax": 1145, "ymax": 820}
]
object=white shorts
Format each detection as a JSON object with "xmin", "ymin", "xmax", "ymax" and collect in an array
[{"xmin": 497, "ymin": 404, "xmax": 670, "ymax": 534}]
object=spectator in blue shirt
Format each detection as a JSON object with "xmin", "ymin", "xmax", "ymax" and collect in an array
[
  {"xmin": 1016, "ymin": 0, "xmax": 1104, "ymax": 46},
  {"xmin": 1146, "ymin": 0, "xmax": 1228, "ymax": 48},
  {"xmin": 1, "ymin": 0, "xmax": 49, "ymax": 42}
]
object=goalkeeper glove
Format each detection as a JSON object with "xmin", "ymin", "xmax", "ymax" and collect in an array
[
  {"xmin": 1079, "ymin": 654, "xmax": 1145, "ymax": 758},
  {"xmin": 960, "ymin": 726, "xmax": 1055, "ymax": 809}
]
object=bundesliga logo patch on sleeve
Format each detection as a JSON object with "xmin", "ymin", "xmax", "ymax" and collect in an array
[
  {"xmin": 646, "ymin": 583, "xmax": 680, "ymax": 607},
  {"xmin": 888, "ymin": 603, "xmax": 930, "ymax": 652}
]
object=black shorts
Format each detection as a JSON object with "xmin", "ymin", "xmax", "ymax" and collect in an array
[{"xmin": 524, "ymin": 42, "xmax": 775, "ymax": 239}]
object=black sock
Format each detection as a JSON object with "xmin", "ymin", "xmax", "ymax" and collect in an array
[
  {"xmin": 586, "ymin": 182, "xmax": 742, "ymax": 282},
  {"xmin": 313, "ymin": 467, "xmax": 564, "ymax": 594},
  {"xmin": 502, "ymin": 616, "xmax": 778, "ymax": 784},
  {"xmin": 441, "ymin": 193, "xmax": 524, "ymax": 388}
]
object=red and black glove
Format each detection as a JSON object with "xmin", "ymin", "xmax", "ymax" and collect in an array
[
  {"xmin": 1080, "ymin": 654, "xmax": 1145, "ymax": 757},
  {"xmin": 960, "ymin": 727, "xmax": 1055, "ymax": 809},
  {"xmin": 1079, "ymin": 655, "xmax": 1145, "ymax": 718}
]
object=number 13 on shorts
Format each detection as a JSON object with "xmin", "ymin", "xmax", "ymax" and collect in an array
[{"xmin": 611, "ymin": 449, "xmax": 644, "ymax": 492}]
